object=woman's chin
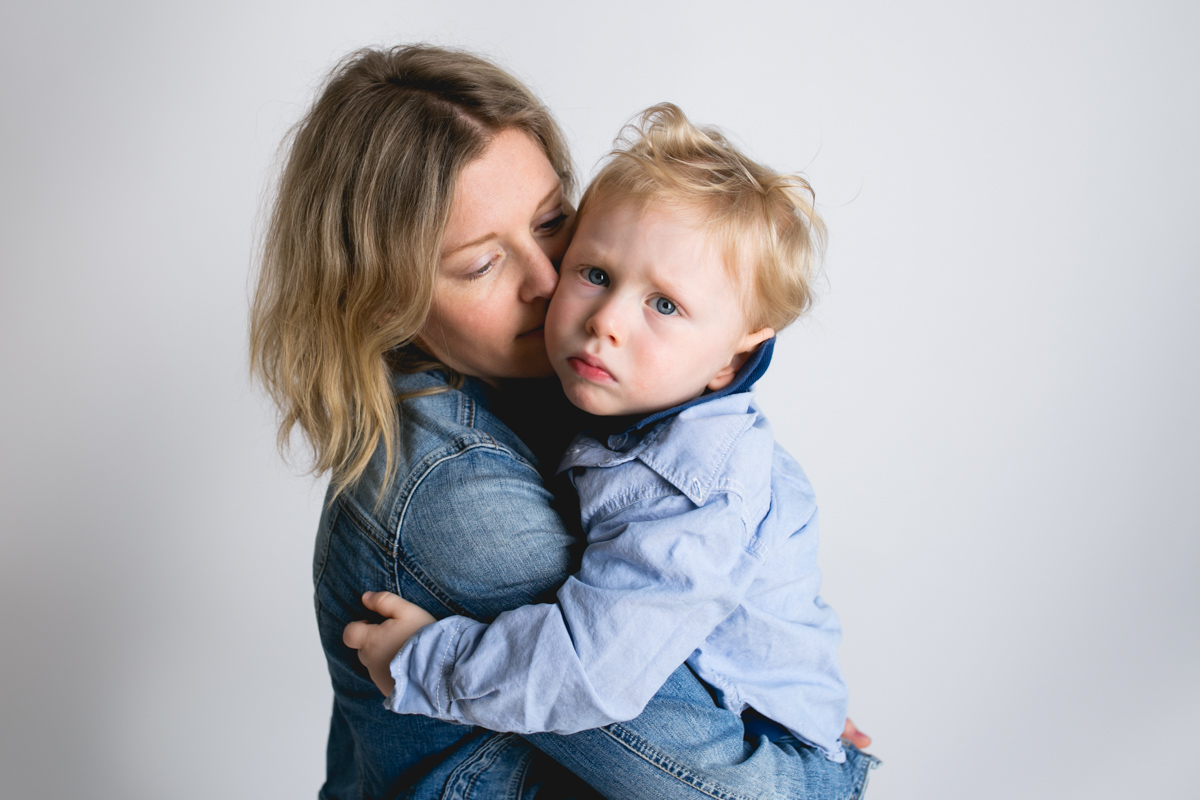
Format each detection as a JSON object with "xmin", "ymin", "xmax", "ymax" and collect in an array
[{"xmin": 504, "ymin": 344, "xmax": 555, "ymax": 378}]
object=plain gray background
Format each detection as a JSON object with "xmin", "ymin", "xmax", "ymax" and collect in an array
[{"xmin": 2, "ymin": 2, "xmax": 1197, "ymax": 798}]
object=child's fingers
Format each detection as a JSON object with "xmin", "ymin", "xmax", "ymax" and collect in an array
[
  {"xmin": 841, "ymin": 717, "xmax": 872, "ymax": 749},
  {"xmin": 343, "ymin": 620, "xmax": 372, "ymax": 650},
  {"xmin": 361, "ymin": 590, "xmax": 412, "ymax": 619}
]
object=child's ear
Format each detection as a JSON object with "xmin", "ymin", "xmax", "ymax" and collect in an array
[{"xmin": 707, "ymin": 327, "xmax": 775, "ymax": 392}]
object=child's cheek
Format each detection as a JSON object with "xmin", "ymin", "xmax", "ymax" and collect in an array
[
  {"xmin": 544, "ymin": 288, "xmax": 573, "ymax": 354},
  {"xmin": 631, "ymin": 340, "xmax": 669, "ymax": 401}
]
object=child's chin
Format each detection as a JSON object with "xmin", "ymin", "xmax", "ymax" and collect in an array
[{"xmin": 564, "ymin": 384, "xmax": 625, "ymax": 416}]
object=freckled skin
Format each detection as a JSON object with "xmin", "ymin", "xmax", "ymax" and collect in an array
[{"xmin": 417, "ymin": 130, "xmax": 574, "ymax": 384}]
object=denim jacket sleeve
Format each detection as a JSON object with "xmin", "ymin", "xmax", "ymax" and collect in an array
[
  {"xmin": 392, "ymin": 442, "xmax": 580, "ymax": 621},
  {"xmin": 386, "ymin": 478, "xmax": 766, "ymax": 734},
  {"xmin": 313, "ymin": 372, "xmax": 599, "ymax": 797}
]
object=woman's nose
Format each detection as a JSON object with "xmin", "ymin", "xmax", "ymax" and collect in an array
[{"xmin": 517, "ymin": 241, "xmax": 559, "ymax": 303}]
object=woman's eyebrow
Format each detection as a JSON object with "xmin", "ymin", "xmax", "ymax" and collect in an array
[
  {"xmin": 537, "ymin": 184, "xmax": 563, "ymax": 210},
  {"xmin": 442, "ymin": 184, "xmax": 563, "ymax": 258},
  {"xmin": 443, "ymin": 231, "xmax": 495, "ymax": 257}
]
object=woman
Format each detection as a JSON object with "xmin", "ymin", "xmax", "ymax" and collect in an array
[{"xmin": 251, "ymin": 45, "xmax": 873, "ymax": 800}]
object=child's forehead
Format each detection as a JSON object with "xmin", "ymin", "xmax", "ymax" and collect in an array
[
  {"xmin": 583, "ymin": 192, "xmax": 708, "ymax": 227},
  {"xmin": 583, "ymin": 196, "xmax": 757, "ymax": 282},
  {"xmin": 580, "ymin": 196, "xmax": 724, "ymax": 260},
  {"xmin": 580, "ymin": 198, "xmax": 714, "ymax": 264},
  {"xmin": 575, "ymin": 196, "xmax": 756, "ymax": 322}
]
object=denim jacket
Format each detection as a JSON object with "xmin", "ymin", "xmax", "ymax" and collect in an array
[
  {"xmin": 386, "ymin": 355, "xmax": 850, "ymax": 762},
  {"xmin": 314, "ymin": 364, "xmax": 873, "ymax": 799},
  {"xmin": 312, "ymin": 370, "xmax": 585, "ymax": 798}
]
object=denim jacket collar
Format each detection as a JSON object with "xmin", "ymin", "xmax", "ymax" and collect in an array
[{"xmin": 390, "ymin": 366, "xmax": 495, "ymax": 406}]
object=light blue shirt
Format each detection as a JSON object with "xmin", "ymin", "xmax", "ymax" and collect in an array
[{"xmin": 387, "ymin": 387, "xmax": 849, "ymax": 761}]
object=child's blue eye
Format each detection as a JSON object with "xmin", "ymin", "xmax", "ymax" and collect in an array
[
  {"xmin": 653, "ymin": 297, "xmax": 677, "ymax": 315},
  {"xmin": 586, "ymin": 267, "xmax": 609, "ymax": 286}
]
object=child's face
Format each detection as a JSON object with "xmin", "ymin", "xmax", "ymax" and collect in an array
[{"xmin": 546, "ymin": 200, "xmax": 768, "ymax": 416}]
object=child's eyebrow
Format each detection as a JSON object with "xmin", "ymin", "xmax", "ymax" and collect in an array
[
  {"xmin": 642, "ymin": 263, "xmax": 693, "ymax": 300},
  {"xmin": 568, "ymin": 240, "xmax": 610, "ymax": 265}
]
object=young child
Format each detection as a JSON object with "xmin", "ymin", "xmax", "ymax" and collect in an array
[{"xmin": 346, "ymin": 103, "xmax": 858, "ymax": 765}]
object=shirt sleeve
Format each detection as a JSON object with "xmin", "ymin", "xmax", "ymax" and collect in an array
[{"xmin": 387, "ymin": 489, "xmax": 762, "ymax": 734}]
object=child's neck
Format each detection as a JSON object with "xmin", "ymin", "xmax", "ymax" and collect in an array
[
  {"xmin": 580, "ymin": 391, "xmax": 706, "ymax": 443},
  {"xmin": 583, "ymin": 410, "xmax": 655, "ymax": 441}
]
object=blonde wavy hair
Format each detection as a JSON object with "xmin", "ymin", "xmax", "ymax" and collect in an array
[
  {"xmin": 580, "ymin": 103, "xmax": 826, "ymax": 332},
  {"xmin": 250, "ymin": 45, "xmax": 575, "ymax": 498}
]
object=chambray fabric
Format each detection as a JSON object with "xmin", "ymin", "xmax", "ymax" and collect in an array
[
  {"xmin": 387, "ymin": 391, "xmax": 848, "ymax": 761},
  {"xmin": 315, "ymin": 367, "xmax": 877, "ymax": 800}
]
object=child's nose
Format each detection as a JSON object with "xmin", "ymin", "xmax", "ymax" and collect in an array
[{"xmin": 586, "ymin": 300, "xmax": 622, "ymax": 345}]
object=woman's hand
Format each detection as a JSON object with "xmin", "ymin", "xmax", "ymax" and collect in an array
[
  {"xmin": 841, "ymin": 717, "xmax": 872, "ymax": 749},
  {"xmin": 342, "ymin": 591, "xmax": 437, "ymax": 696}
]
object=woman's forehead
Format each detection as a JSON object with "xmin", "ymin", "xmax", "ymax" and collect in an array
[{"xmin": 441, "ymin": 130, "xmax": 562, "ymax": 254}]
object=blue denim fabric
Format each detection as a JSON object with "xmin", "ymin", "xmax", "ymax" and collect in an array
[
  {"xmin": 313, "ymin": 368, "xmax": 878, "ymax": 799},
  {"xmin": 387, "ymin": 391, "xmax": 848, "ymax": 760}
]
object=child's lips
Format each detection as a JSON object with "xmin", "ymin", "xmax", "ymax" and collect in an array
[{"xmin": 568, "ymin": 353, "xmax": 616, "ymax": 383}]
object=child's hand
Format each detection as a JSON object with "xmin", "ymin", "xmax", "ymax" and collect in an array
[
  {"xmin": 342, "ymin": 591, "xmax": 437, "ymax": 697},
  {"xmin": 841, "ymin": 717, "xmax": 872, "ymax": 749}
]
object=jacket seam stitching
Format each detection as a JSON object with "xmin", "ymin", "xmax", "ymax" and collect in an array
[
  {"xmin": 312, "ymin": 503, "xmax": 340, "ymax": 591},
  {"xmin": 598, "ymin": 723, "xmax": 751, "ymax": 800},
  {"xmin": 391, "ymin": 441, "xmax": 543, "ymax": 618}
]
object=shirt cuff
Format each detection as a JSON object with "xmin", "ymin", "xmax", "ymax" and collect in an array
[{"xmin": 385, "ymin": 616, "xmax": 469, "ymax": 720}]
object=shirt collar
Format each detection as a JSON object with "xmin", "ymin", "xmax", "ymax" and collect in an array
[
  {"xmin": 557, "ymin": 343, "xmax": 771, "ymax": 499},
  {"xmin": 590, "ymin": 336, "xmax": 774, "ymax": 441}
]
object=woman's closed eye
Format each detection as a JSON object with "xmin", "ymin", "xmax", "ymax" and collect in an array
[
  {"xmin": 466, "ymin": 249, "xmax": 504, "ymax": 280},
  {"xmin": 535, "ymin": 201, "xmax": 571, "ymax": 236},
  {"xmin": 536, "ymin": 208, "xmax": 569, "ymax": 235}
]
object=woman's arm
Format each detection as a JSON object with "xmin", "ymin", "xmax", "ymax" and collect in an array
[{"xmin": 313, "ymin": 437, "xmax": 589, "ymax": 798}]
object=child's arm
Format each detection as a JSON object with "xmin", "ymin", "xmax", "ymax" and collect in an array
[
  {"xmin": 342, "ymin": 487, "xmax": 796, "ymax": 735},
  {"xmin": 347, "ymin": 588, "xmax": 875, "ymax": 749}
]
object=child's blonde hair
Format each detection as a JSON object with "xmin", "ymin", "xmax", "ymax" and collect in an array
[
  {"xmin": 250, "ymin": 45, "xmax": 575, "ymax": 499},
  {"xmin": 579, "ymin": 103, "xmax": 825, "ymax": 332}
]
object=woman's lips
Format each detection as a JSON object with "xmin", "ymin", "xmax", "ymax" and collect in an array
[
  {"xmin": 518, "ymin": 325, "xmax": 545, "ymax": 339},
  {"xmin": 568, "ymin": 354, "xmax": 615, "ymax": 383}
]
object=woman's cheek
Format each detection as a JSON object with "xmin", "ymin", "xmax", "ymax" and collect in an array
[{"xmin": 540, "ymin": 227, "xmax": 572, "ymax": 270}]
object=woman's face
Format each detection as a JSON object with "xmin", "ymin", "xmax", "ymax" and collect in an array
[{"xmin": 417, "ymin": 129, "xmax": 572, "ymax": 384}]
